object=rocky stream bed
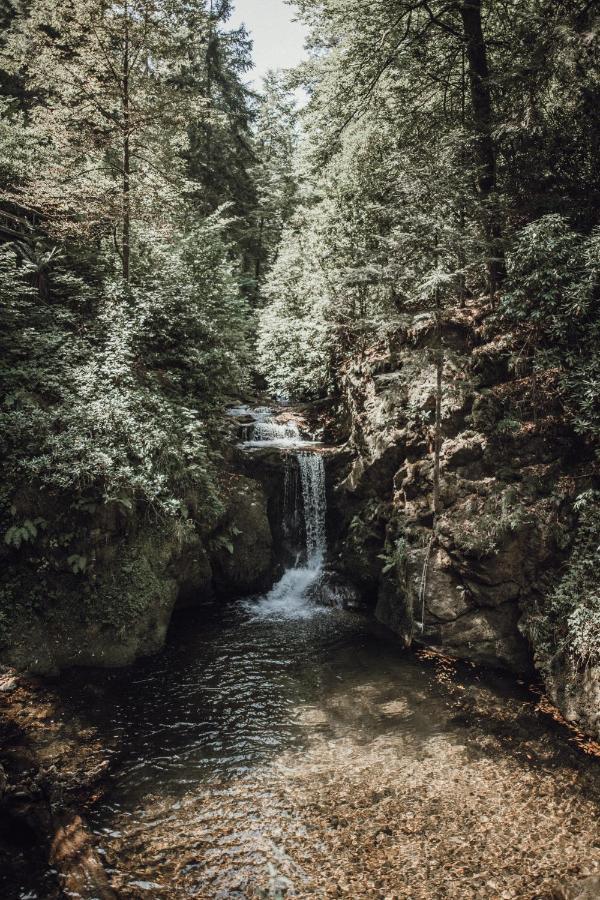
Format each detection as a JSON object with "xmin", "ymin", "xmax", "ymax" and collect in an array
[
  {"xmin": 1, "ymin": 403, "xmax": 599, "ymax": 899},
  {"xmin": 1, "ymin": 605, "xmax": 600, "ymax": 900}
]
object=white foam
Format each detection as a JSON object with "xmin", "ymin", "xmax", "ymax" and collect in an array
[{"xmin": 243, "ymin": 567, "xmax": 328, "ymax": 621}]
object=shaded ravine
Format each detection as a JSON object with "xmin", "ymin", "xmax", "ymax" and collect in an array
[
  {"xmin": 10, "ymin": 408, "xmax": 600, "ymax": 899},
  {"xmin": 55, "ymin": 601, "xmax": 600, "ymax": 899}
]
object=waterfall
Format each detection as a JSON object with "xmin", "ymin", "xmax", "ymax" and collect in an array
[
  {"xmin": 235, "ymin": 406, "xmax": 329, "ymax": 619},
  {"xmin": 252, "ymin": 421, "xmax": 300, "ymax": 443},
  {"xmin": 282, "ymin": 458, "xmax": 301, "ymax": 553},
  {"xmin": 297, "ymin": 452, "xmax": 326, "ymax": 568}
]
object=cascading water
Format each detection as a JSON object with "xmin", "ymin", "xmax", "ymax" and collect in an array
[
  {"xmin": 252, "ymin": 421, "xmax": 300, "ymax": 443},
  {"xmin": 297, "ymin": 451, "xmax": 326, "ymax": 568},
  {"xmin": 234, "ymin": 406, "xmax": 329, "ymax": 619}
]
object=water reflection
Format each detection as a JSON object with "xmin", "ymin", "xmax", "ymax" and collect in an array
[
  {"xmin": 56, "ymin": 597, "xmax": 600, "ymax": 899},
  {"xmin": 61, "ymin": 598, "xmax": 456, "ymax": 815}
]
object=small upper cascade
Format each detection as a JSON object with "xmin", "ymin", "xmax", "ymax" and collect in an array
[
  {"xmin": 251, "ymin": 420, "xmax": 300, "ymax": 443},
  {"xmin": 229, "ymin": 404, "xmax": 319, "ymax": 450}
]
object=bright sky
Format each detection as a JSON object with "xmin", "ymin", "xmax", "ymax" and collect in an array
[{"xmin": 229, "ymin": 0, "xmax": 308, "ymax": 88}]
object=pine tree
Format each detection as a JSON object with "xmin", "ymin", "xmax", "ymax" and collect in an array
[
  {"xmin": 181, "ymin": 0, "xmax": 258, "ymax": 274},
  {"xmin": 1, "ymin": 0, "xmax": 206, "ymax": 279},
  {"xmin": 251, "ymin": 71, "xmax": 298, "ymax": 289}
]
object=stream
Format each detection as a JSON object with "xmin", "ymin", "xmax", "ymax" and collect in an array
[{"xmin": 18, "ymin": 410, "xmax": 600, "ymax": 898}]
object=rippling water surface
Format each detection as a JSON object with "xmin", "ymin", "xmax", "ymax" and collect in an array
[
  {"xmin": 54, "ymin": 588, "xmax": 600, "ymax": 899},
  {"xmin": 63, "ymin": 593, "xmax": 450, "ymax": 811}
]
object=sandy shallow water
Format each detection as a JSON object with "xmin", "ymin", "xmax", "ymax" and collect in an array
[{"xmin": 48, "ymin": 597, "xmax": 600, "ymax": 900}]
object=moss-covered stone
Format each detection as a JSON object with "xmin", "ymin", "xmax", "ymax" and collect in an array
[
  {"xmin": 0, "ymin": 470, "xmax": 277, "ymax": 674},
  {"xmin": 211, "ymin": 475, "xmax": 274, "ymax": 595}
]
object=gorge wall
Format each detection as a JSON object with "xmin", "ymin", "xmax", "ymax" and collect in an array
[
  {"xmin": 0, "ymin": 464, "xmax": 277, "ymax": 675},
  {"xmin": 325, "ymin": 308, "xmax": 600, "ymax": 739}
]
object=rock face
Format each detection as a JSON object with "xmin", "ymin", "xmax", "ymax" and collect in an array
[
  {"xmin": 545, "ymin": 661, "xmax": 600, "ymax": 742},
  {"xmin": 327, "ymin": 311, "xmax": 598, "ymax": 736},
  {"xmin": 211, "ymin": 475, "xmax": 274, "ymax": 595},
  {"xmin": 0, "ymin": 471, "xmax": 276, "ymax": 675},
  {"xmin": 235, "ymin": 445, "xmax": 302, "ymax": 567}
]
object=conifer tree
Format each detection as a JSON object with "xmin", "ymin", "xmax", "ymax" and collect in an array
[
  {"xmin": 252, "ymin": 71, "xmax": 298, "ymax": 288},
  {"xmin": 1, "ymin": 0, "xmax": 206, "ymax": 279}
]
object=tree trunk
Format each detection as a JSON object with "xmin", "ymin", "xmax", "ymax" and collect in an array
[
  {"xmin": 122, "ymin": 1, "xmax": 131, "ymax": 283},
  {"xmin": 432, "ymin": 231, "xmax": 443, "ymax": 523},
  {"xmin": 255, "ymin": 215, "xmax": 265, "ymax": 285},
  {"xmin": 458, "ymin": 46, "xmax": 467, "ymax": 308},
  {"xmin": 460, "ymin": 0, "xmax": 504, "ymax": 294},
  {"xmin": 433, "ymin": 291, "xmax": 443, "ymax": 522}
]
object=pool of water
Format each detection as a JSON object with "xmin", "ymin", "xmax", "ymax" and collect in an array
[
  {"xmin": 61, "ymin": 591, "xmax": 453, "ymax": 812},
  {"xmin": 51, "ymin": 586, "xmax": 600, "ymax": 898}
]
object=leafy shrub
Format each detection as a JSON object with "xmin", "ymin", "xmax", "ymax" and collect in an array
[
  {"xmin": 454, "ymin": 488, "xmax": 532, "ymax": 558},
  {"xmin": 0, "ymin": 211, "xmax": 251, "ymax": 620},
  {"xmin": 379, "ymin": 537, "xmax": 409, "ymax": 576},
  {"xmin": 499, "ymin": 215, "xmax": 600, "ymax": 450},
  {"xmin": 536, "ymin": 491, "xmax": 600, "ymax": 669}
]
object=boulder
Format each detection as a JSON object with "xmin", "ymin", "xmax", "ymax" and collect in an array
[
  {"xmin": 173, "ymin": 538, "xmax": 214, "ymax": 609},
  {"xmin": 441, "ymin": 432, "xmax": 485, "ymax": 470},
  {"xmin": 439, "ymin": 605, "xmax": 532, "ymax": 673},
  {"xmin": 545, "ymin": 659, "xmax": 600, "ymax": 740},
  {"xmin": 212, "ymin": 476, "xmax": 275, "ymax": 595},
  {"xmin": 318, "ymin": 570, "xmax": 366, "ymax": 611},
  {"xmin": 1, "ymin": 470, "xmax": 277, "ymax": 674},
  {"xmin": 375, "ymin": 575, "xmax": 412, "ymax": 644},
  {"xmin": 2, "ymin": 523, "xmax": 182, "ymax": 675}
]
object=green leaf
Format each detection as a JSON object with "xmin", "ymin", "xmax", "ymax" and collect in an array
[{"xmin": 67, "ymin": 554, "xmax": 87, "ymax": 574}]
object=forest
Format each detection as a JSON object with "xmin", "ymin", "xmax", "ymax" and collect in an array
[{"xmin": 0, "ymin": 1, "xmax": 599, "ymax": 898}]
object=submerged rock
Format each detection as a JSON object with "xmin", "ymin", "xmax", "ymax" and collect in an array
[
  {"xmin": 317, "ymin": 570, "xmax": 366, "ymax": 610},
  {"xmin": 552, "ymin": 875, "xmax": 600, "ymax": 899}
]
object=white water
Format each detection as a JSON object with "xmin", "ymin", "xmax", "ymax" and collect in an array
[
  {"xmin": 239, "ymin": 407, "xmax": 328, "ymax": 621},
  {"xmin": 231, "ymin": 405, "xmax": 320, "ymax": 450},
  {"xmin": 297, "ymin": 452, "xmax": 327, "ymax": 568},
  {"xmin": 250, "ymin": 420, "xmax": 300, "ymax": 443},
  {"xmin": 245, "ymin": 566, "xmax": 326, "ymax": 620}
]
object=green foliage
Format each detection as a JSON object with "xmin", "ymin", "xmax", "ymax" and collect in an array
[
  {"xmin": 0, "ymin": 219, "xmax": 246, "ymax": 518},
  {"xmin": 251, "ymin": 72, "xmax": 299, "ymax": 288},
  {"xmin": 454, "ymin": 488, "xmax": 532, "ymax": 558},
  {"xmin": 499, "ymin": 216, "xmax": 600, "ymax": 448},
  {"xmin": 379, "ymin": 538, "xmax": 409, "ymax": 576},
  {"xmin": 258, "ymin": 0, "xmax": 600, "ymax": 410},
  {"xmin": 530, "ymin": 492, "xmax": 600, "ymax": 669},
  {"xmin": 181, "ymin": 2, "xmax": 258, "ymax": 268},
  {"xmin": 210, "ymin": 523, "xmax": 243, "ymax": 557},
  {"xmin": 499, "ymin": 215, "xmax": 589, "ymax": 344},
  {"xmin": 67, "ymin": 554, "xmax": 87, "ymax": 575},
  {"xmin": 4, "ymin": 518, "xmax": 45, "ymax": 549},
  {"xmin": 257, "ymin": 223, "xmax": 330, "ymax": 399},
  {"xmin": 135, "ymin": 215, "xmax": 251, "ymax": 404}
]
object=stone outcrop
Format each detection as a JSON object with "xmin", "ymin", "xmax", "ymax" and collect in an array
[
  {"xmin": 211, "ymin": 475, "xmax": 274, "ymax": 595},
  {"xmin": 0, "ymin": 470, "xmax": 276, "ymax": 675},
  {"xmin": 545, "ymin": 660, "xmax": 600, "ymax": 742},
  {"xmin": 327, "ymin": 310, "xmax": 598, "ymax": 736}
]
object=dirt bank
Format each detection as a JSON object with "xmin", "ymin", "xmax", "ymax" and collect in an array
[{"xmin": 0, "ymin": 666, "xmax": 115, "ymax": 899}]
